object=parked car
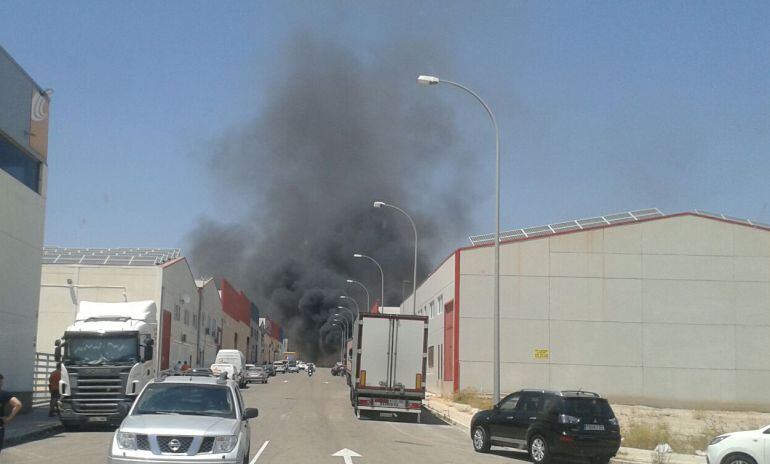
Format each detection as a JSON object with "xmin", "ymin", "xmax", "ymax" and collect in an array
[
  {"xmin": 108, "ymin": 375, "xmax": 258, "ymax": 464},
  {"xmin": 273, "ymin": 360, "xmax": 286, "ymax": 374},
  {"xmin": 246, "ymin": 366, "xmax": 268, "ymax": 384},
  {"xmin": 331, "ymin": 362, "xmax": 344, "ymax": 376},
  {"xmin": 470, "ymin": 389, "xmax": 621, "ymax": 464},
  {"xmin": 707, "ymin": 424, "xmax": 770, "ymax": 464},
  {"xmin": 298, "ymin": 361, "xmax": 307, "ymax": 370}
]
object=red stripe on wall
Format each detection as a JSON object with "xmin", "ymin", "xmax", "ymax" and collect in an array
[{"xmin": 453, "ymin": 250, "xmax": 461, "ymax": 393}]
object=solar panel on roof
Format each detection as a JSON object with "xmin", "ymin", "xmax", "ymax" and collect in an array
[
  {"xmin": 42, "ymin": 246, "xmax": 181, "ymax": 266},
  {"xmin": 468, "ymin": 208, "xmax": 664, "ymax": 245}
]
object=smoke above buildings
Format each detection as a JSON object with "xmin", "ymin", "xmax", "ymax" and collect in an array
[{"xmin": 188, "ymin": 34, "xmax": 478, "ymax": 362}]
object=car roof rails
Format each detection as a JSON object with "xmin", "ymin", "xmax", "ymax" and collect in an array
[{"xmin": 561, "ymin": 389, "xmax": 601, "ymax": 397}]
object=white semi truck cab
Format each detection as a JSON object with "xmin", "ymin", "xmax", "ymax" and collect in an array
[{"xmin": 55, "ymin": 301, "xmax": 157, "ymax": 428}]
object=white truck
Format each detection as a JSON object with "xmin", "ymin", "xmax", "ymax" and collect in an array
[
  {"xmin": 54, "ymin": 301, "xmax": 160, "ymax": 428},
  {"xmin": 212, "ymin": 349, "xmax": 247, "ymax": 387},
  {"xmin": 350, "ymin": 313, "xmax": 428, "ymax": 422}
]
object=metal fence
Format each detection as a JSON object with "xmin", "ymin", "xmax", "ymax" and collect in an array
[{"xmin": 32, "ymin": 352, "xmax": 57, "ymax": 407}]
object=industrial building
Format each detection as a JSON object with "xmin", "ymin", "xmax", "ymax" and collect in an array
[
  {"xmin": 0, "ymin": 46, "xmax": 51, "ymax": 409},
  {"xmin": 196, "ymin": 277, "xmax": 223, "ymax": 367},
  {"xmin": 402, "ymin": 210, "xmax": 770, "ymax": 411},
  {"xmin": 38, "ymin": 248, "xmax": 202, "ymax": 369},
  {"xmin": 220, "ymin": 279, "xmax": 252, "ymax": 361}
]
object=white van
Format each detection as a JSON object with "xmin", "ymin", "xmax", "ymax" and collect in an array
[{"xmin": 213, "ymin": 349, "xmax": 247, "ymax": 387}]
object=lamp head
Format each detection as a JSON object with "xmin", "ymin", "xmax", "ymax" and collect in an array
[
  {"xmin": 373, "ymin": 201, "xmax": 386, "ymax": 208},
  {"xmin": 417, "ymin": 75, "xmax": 440, "ymax": 85},
  {"xmin": 353, "ymin": 253, "xmax": 363, "ymax": 258},
  {"xmin": 346, "ymin": 279, "xmax": 354, "ymax": 283}
]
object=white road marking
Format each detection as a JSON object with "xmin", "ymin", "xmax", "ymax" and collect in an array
[
  {"xmin": 249, "ymin": 440, "xmax": 269, "ymax": 464},
  {"xmin": 332, "ymin": 448, "xmax": 362, "ymax": 464},
  {"xmin": 283, "ymin": 380, "xmax": 289, "ymax": 383}
]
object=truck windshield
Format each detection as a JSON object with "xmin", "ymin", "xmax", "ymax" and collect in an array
[{"xmin": 66, "ymin": 336, "xmax": 139, "ymax": 365}]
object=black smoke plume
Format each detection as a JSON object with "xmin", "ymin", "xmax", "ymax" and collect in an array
[{"xmin": 189, "ymin": 34, "xmax": 478, "ymax": 363}]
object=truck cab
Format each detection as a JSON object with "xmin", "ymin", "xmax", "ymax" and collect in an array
[{"xmin": 55, "ymin": 301, "xmax": 157, "ymax": 428}]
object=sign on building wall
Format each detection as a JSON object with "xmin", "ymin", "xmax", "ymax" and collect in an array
[{"xmin": 534, "ymin": 349, "xmax": 550, "ymax": 359}]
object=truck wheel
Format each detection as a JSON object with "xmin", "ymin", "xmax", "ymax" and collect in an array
[{"xmin": 472, "ymin": 426, "xmax": 491, "ymax": 453}]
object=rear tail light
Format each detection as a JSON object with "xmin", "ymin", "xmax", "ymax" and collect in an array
[
  {"xmin": 358, "ymin": 397, "xmax": 371, "ymax": 406},
  {"xmin": 608, "ymin": 417, "xmax": 618, "ymax": 426},
  {"xmin": 360, "ymin": 370, "xmax": 366, "ymax": 386},
  {"xmin": 408, "ymin": 401, "xmax": 422, "ymax": 410},
  {"xmin": 558, "ymin": 414, "xmax": 581, "ymax": 424},
  {"xmin": 559, "ymin": 435, "xmax": 574, "ymax": 443},
  {"xmin": 415, "ymin": 373, "xmax": 422, "ymax": 389}
]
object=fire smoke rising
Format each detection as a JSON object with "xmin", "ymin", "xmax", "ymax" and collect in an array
[{"xmin": 189, "ymin": 35, "xmax": 478, "ymax": 362}]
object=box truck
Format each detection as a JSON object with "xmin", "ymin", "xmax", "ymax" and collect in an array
[
  {"xmin": 350, "ymin": 313, "xmax": 428, "ymax": 422},
  {"xmin": 54, "ymin": 301, "xmax": 162, "ymax": 428}
]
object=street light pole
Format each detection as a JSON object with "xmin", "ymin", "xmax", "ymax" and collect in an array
[
  {"xmin": 338, "ymin": 296, "xmax": 360, "ymax": 318},
  {"xmin": 353, "ymin": 253, "xmax": 384, "ymax": 312},
  {"xmin": 330, "ymin": 323, "xmax": 344, "ymax": 362},
  {"xmin": 373, "ymin": 201, "xmax": 418, "ymax": 315},
  {"xmin": 418, "ymin": 74, "xmax": 501, "ymax": 404},
  {"xmin": 335, "ymin": 305, "xmax": 356, "ymax": 323},
  {"xmin": 330, "ymin": 314, "xmax": 350, "ymax": 339},
  {"xmin": 346, "ymin": 279, "xmax": 370, "ymax": 313}
]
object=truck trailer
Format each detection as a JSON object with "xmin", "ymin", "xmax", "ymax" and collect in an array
[
  {"xmin": 350, "ymin": 313, "xmax": 428, "ymax": 422},
  {"xmin": 54, "ymin": 300, "xmax": 165, "ymax": 428}
]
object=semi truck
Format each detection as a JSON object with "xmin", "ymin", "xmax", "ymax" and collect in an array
[
  {"xmin": 349, "ymin": 313, "xmax": 428, "ymax": 422},
  {"xmin": 54, "ymin": 301, "xmax": 161, "ymax": 428}
]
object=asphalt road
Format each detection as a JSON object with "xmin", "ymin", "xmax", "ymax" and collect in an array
[{"xmin": 3, "ymin": 369, "xmax": 529, "ymax": 464}]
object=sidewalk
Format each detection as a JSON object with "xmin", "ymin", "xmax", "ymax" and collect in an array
[
  {"xmin": 423, "ymin": 395, "xmax": 705, "ymax": 464},
  {"xmin": 4, "ymin": 405, "xmax": 63, "ymax": 448}
]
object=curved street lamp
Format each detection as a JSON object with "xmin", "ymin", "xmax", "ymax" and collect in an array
[
  {"xmin": 418, "ymin": 74, "xmax": 502, "ymax": 404},
  {"xmin": 353, "ymin": 253, "xmax": 384, "ymax": 312},
  {"xmin": 338, "ymin": 296, "xmax": 359, "ymax": 317},
  {"xmin": 373, "ymin": 201, "xmax": 418, "ymax": 315},
  {"xmin": 346, "ymin": 279, "xmax": 370, "ymax": 313},
  {"xmin": 330, "ymin": 315, "xmax": 349, "ymax": 339}
]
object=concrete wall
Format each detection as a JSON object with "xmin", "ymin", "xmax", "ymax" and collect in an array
[
  {"xmin": 37, "ymin": 265, "xmax": 160, "ymax": 355},
  {"xmin": 456, "ymin": 214, "xmax": 770, "ymax": 410},
  {"xmin": 197, "ymin": 279, "xmax": 222, "ymax": 367},
  {"xmin": 0, "ymin": 169, "xmax": 46, "ymax": 406},
  {"xmin": 161, "ymin": 259, "xmax": 200, "ymax": 367},
  {"xmin": 222, "ymin": 313, "xmax": 250, "ymax": 356},
  {"xmin": 402, "ymin": 254, "xmax": 456, "ymax": 395}
]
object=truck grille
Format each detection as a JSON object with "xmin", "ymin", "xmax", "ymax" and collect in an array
[
  {"xmin": 157, "ymin": 436, "xmax": 194, "ymax": 453},
  {"xmin": 68, "ymin": 367, "xmax": 129, "ymax": 414}
]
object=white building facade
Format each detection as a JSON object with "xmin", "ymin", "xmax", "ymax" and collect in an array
[
  {"xmin": 38, "ymin": 248, "xmax": 203, "ymax": 370},
  {"xmin": 0, "ymin": 46, "xmax": 51, "ymax": 409},
  {"xmin": 402, "ymin": 212, "xmax": 770, "ymax": 411}
]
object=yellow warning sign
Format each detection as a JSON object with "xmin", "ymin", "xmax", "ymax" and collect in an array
[{"xmin": 534, "ymin": 349, "xmax": 550, "ymax": 359}]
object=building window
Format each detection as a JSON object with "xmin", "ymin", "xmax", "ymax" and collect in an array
[
  {"xmin": 183, "ymin": 309, "xmax": 189, "ymax": 325},
  {"xmin": 0, "ymin": 133, "xmax": 41, "ymax": 193},
  {"xmin": 192, "ymin": 314, "xmax": 197, "ymax": 328},
  {"xmin": 181, "ymin": 333, "xmax": 187, "ymax": 343},
  {"xmin": 428, "ymin": 346, "xmax": 434, "ymax": 368},
  {"xmin": 174, "ymin": 304, "xmax": 181, "ymax": 321},
  {"xmin": 438, "ymin": 344, "xmax": 443, "ymax": 379},
  {"xmin": 429, "ymin": 301, "xmax": 435, "ymax": 318},
  {"xmin": 437, "ymin": 295, "xmax": 443, "ymax": 315}
]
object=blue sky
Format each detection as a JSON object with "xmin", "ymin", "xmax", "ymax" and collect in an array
[{"xmin": 2, "ymin": 1, "xmax": 769, "ymax": 255}]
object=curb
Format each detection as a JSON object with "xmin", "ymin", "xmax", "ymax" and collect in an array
[
  {"xmin": 5, "ymin": 423, "xmax": 64, "ymax": 449},
  {"xmin": 424, "ymin": 401, "xmax": 471, "ymax": 432}
]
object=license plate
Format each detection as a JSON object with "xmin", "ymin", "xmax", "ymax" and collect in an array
[
  {"xmin": 88, "ymin": 417, "xmax": 108, "ymax": 422},
  {"xmin": 384, "ymin": 399, "xmax": 405, "ymax": 408},
  {"xmin": 584, "ymin": 424, "xmax": 605, "ymax": 431}
]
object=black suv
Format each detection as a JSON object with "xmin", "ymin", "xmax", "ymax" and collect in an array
[{"xmin": 470, "ymin": 389, "xmax": 621, "ymax": 464}]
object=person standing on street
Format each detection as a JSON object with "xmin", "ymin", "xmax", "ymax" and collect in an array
[
  {"xmin": 174, "ymin": 361, "xmax": 182, "ymax": 373},
  {"xmin": 48, "ymin": 364, "xmax": 62, "ymax": 417},
  {"xmin": 0, "ymin": 373, "xmax": 23, "ymax": 455}
]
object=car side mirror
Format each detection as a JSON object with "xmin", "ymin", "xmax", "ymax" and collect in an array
[
  {"xmin": 243, "ymin": 408, "xmax": 259, "ymax": 420},
  {"xmin": 493, "ymin": 403, "xmax": 500, "ymax": 411}
]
